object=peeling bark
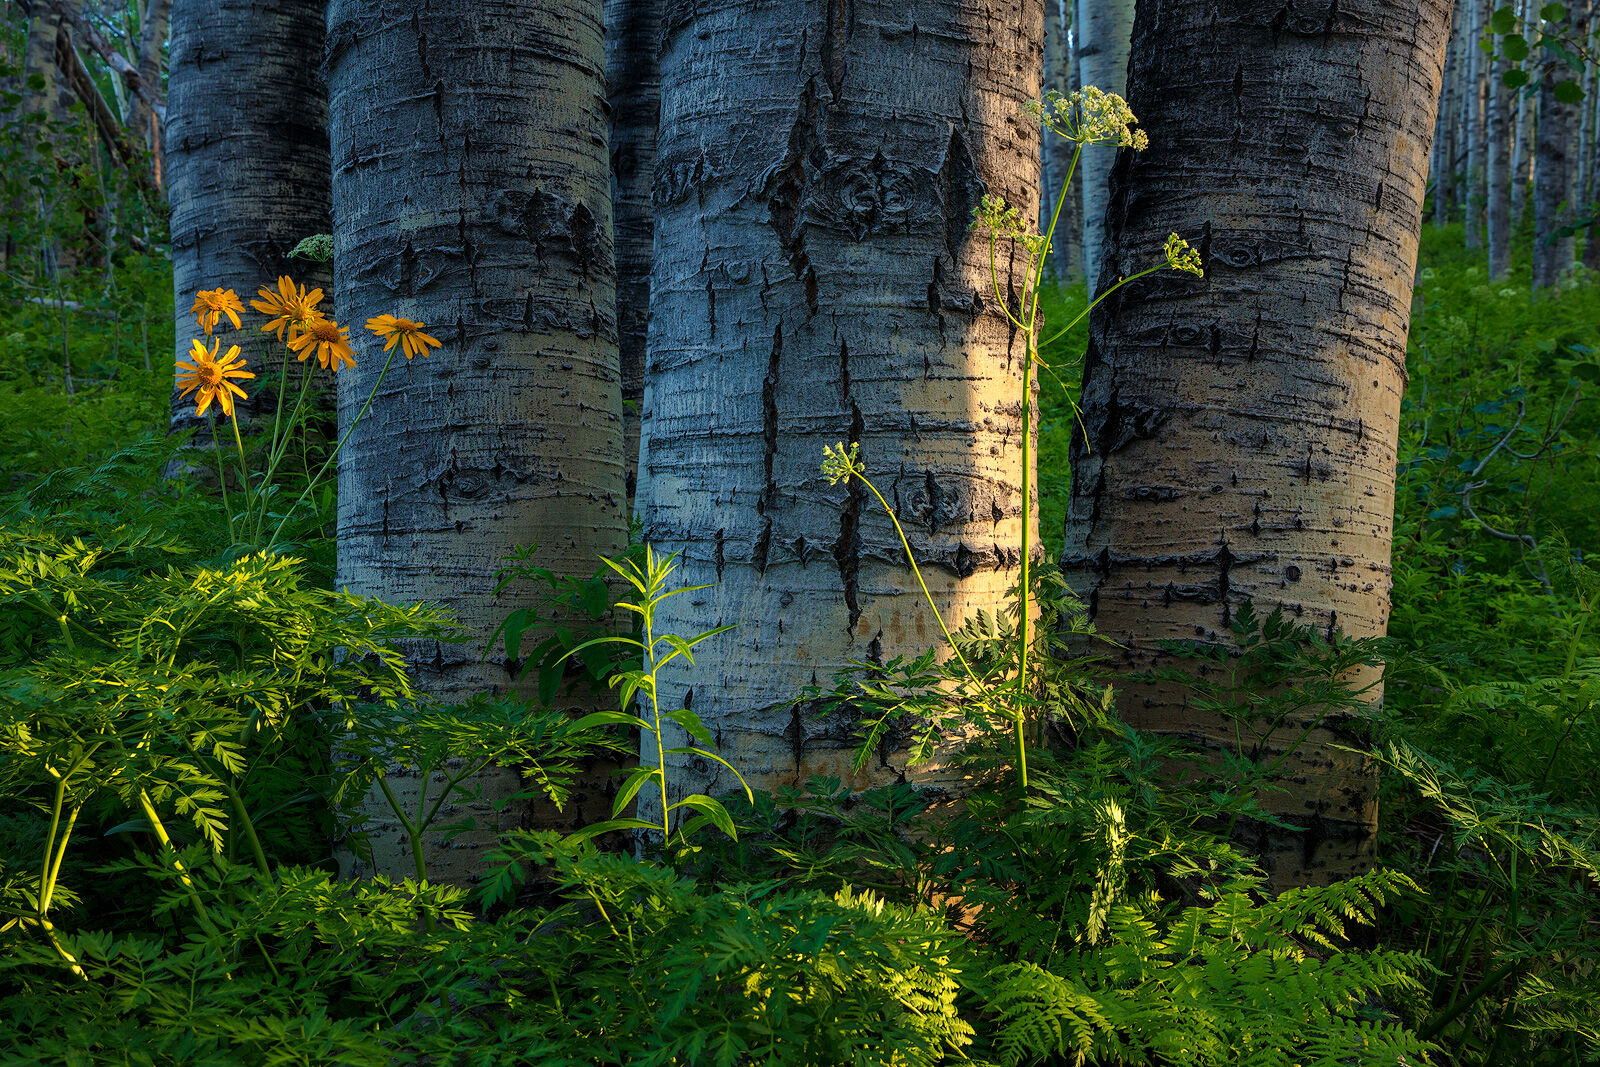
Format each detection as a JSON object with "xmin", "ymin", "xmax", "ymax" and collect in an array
[
  {"xmin": 1060, "ymin": 0, "xmax": 1451, "ymax": 887},
  {"xmin": 166, "ymin": 0, "xmax": 332, "ymax": 435},
  {"xmin": 644, "ymin": 0, "xmax": 1043, "ymax": 803},
  {"xmin": 327, "ymin": 0, "xmax": 626, "ymax": 884}
]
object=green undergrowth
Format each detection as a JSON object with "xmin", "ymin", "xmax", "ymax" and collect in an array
[{"xmin": 1, "ymin": 162, "xmax": 1599, "ymax": 1066}]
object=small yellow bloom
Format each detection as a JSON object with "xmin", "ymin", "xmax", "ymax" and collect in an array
[
  {"xmin": 175, "ymin": 338, "xmax": 254, "ymax": 418},
  {"xmin": 1163, "ymin": 233, "xmax": 1204, "ymax": 277},
  {"xmin": 191, "ymin": 289, "xmax": 244, "ymax": 335},
  {"xmin": 251, "ymin": 275, "xmax": 326, "ymax": 343},
  {"xmin": 366, "ymin": 314, "xmax": 442, "ymax": 359},
  {"xmin": 288, "ymin": 316, "xmax": 356, "ymax": 371}
]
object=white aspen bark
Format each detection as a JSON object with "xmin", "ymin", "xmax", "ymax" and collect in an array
[
  {"xmin": 1532, "ymin": 2, "xmax": 1584, "ymax": 288},
  {"xmin": 1465, "ymin": 0, "xmax": 1486, "ymax": 248},
  {"xmin": 1432, "ymin": 17, "xmax": 1458, "ymax": 224},
  {"xmin": 1487, "ymin": 23, "xmax": 1512, "ymax": 279},
  {"xmin": 166, "ymin": 0, "xmax": 332, "ymax": 437},
  {"xmin": 643, "ymin": 0, "xmax": 1043, "ymax": 804},
  {"xmin": 1076, "ymin": 0, "xmax": 1134, "ymax": 296},
  {"xmin": 124, "ymin": 0, "xmax": 170, "ymax": 180},
  {"xmin": 1040, "ymin": 0, "xmax": 1079, "ymax": 282},
  {"xmin": 606, "ymin": 0, "xmax": 660, "ymax": 508},
  {"xmin": 1510, "ymin": 0, "xmax": 1538, "ymax": 225},
  {"xmin": 327, "ymin": 0, "xmax": 626, "ymax": 883},
  {"xmin": 1061, "ymin": 0, "xmax": 1451, "ymax": 887}
]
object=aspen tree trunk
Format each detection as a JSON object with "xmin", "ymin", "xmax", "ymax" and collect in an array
[
  {"xmin": 1487, "ymin": 33, "xmax": 1512, "ymax": 279},
  {"xmin": 166, "ymin": 0, "xmax": 331, "ymax": 436},
  {"xmin": 124, "ymin": 0, "xmax": 171, "ymax": 182},
  {"xmin": 1076, "ymin": 0, "xmax": 1134, "ymax": 295},
  {"xmin": 1060, "ymin": 0, "xmax": 1451, "ymax": 887},
  {"xmin": 1465, "ymin": 0, "xmax": 1486, "ymax": 248},
  {"xmin": 21, "ymin": 0, "xmax": 75, "ymax": 278},
  {"xmin": 643, "ymin": 0, "xmax": 1042, "ymax": 803},
  {"xmin": 1531, "ymin": 2, "xmax": 1584, "ymax": 289},
  {"xmin": 1040, "ymin": 0, "xmax": 1079, "ymax": 282},
  {"xmin": 327, "ymin": 0, "xmax": 626, "ymax": 884},
  {"xmin": 1510, "ymin": 0, "xmax": 1537, "ymax": 226},
  {"xmin": 1431, "ymin": 19, "xmax": 1458, "ymax": 224},
  {"xmin": 606, "ymin": 0, "xmax": 660, "ymax": 507}
]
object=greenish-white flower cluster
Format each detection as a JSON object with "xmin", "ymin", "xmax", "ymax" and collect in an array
[
  {"xmin": 1023, "ymin": 87, "xmax": 1149, "ymax": 150},
  {"xmin": 971, "ymin": 194, "xmax": 1051, "ymax": 254},
  {"xmin": 1163, "ymin": 233, "xmax": 1204, "ymax": 277},
  {"xmin": 821, "ymin": 441, "xmax": 862, "ymax": 486}
]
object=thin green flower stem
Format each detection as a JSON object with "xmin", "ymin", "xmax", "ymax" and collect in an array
[
  {"xmin": 136, "ymin": 790, "xmax": 224, "ymax": 942},
  {"xmin": 223, "ymin": 780, "xmax": 270, "ymax": 874},
  {"xmin": 1036, "ymin": 264, "xmax": 1163, "ymax": 352},
  {"xmin": 229, "ymin": 411, "xmax": 254, "ymax": 534},
  {"xmin": 373, "ymin": 773, "xmax": 426, "ymax": 881},
  {"xmin": 254, "ymin": 362, "xmax": 316, "ymax": 543},
  {"xmin": 853, "ymin": 472, "xmax": 985, "ymax": 698},
  {"xmin": 208, "ymin": 414, "xmax": 236, "ymax": 543},
  {"xmin": 38, "ymin": 771, "xmax": 69, "ymax": 912},
  {"xmin": 266, "ymin": 344, "xmax": 294, "ymax": 467},
  {"xmin": 420, "ymin": 758, "xmax": 496, "ymax": 838},
  {"xmin": 645, "ymin": 611, "xmax": 672, "ymax": 843},
  {"xmin": 265, "ymin": 344, "xmax": 401, "ymax": 553}
]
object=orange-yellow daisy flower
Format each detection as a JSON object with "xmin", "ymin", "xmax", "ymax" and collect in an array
[
  {"xmin": 366, "ymin": 314, "xmax": 442, "ymax": 359},
  {"xmin": 191, "ymin": 288, "xmax": 244, "ymax": 335},
  {"xmin": 288, "ymin": 316, "xmax": 356, "ymax": 371},
  {"xmin": 175, "ymin": 338, "xmax": 254, "ymax": 418},
  {"xmin": 250, "ymin": 275, "xmax": 326, "ymax": 343}
]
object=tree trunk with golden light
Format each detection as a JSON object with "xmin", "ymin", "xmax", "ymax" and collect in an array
[
  {"xmin": 327, "ymin": 0, "xmax": 626, "ymax": 884},
  {"xmin": 642, "ymin": 0, "xmax": 1042, "ymax": 805},
  {"xmin": 1060, "ymin": 0, "xmax": 1451, "ymax": 887}
]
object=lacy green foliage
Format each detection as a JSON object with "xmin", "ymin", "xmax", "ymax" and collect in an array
[{"xmin": 980, "ymin": 874, "xmax": 1432, "ymax": 1067}]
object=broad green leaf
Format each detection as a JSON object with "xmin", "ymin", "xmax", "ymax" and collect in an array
[
  {"xmin": 569, "ymin": 709, "xmax": 652, "ymax": 733},
  {"xmin": 580, "ymin": 577, "xmax": 610, "ymax": 620},
  {"xmin": 562, "ymin": 817, "xmax": 656, "ymax": 846},
  {"xmin": 1553, "ymin": 79, "xmax": 1584, "ymax": 103},
  {"xmin": 1503, "ymin": 67, "xmax": 1531, "ymax": 87},
  {"xmin": 1539, "ymin": 2, "xmax": 1565, "ymax": 21},
  {"xmin": 1491, "ymin": 4, "xmax": 1518, "ymax": 33},
  {"xmin": 611, "ymin": 766, "xmax": 659, "ymax": 818},
  {"xmin": 669, "ymin": 794, "xmax": 737, "ymax": 840},
  {"xmin": 667, "ymin": 708, "xmax": 715, "ymax": 747},
  {"xmin": 1503, "ymin": 34, "xmax": 1530, "ymax": 60}
]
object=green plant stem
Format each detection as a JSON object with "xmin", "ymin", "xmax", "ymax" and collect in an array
[
  {"xmin": 853, "ymin": 474, "xmax": 984, "ymax": 698},
  {"xmin": 209, "ymin": 414, "xmax": 236, "ymax": 543},
  {"xmin": 1417, "ymin": 956, "xmax": 1523, "ymax": 1041},
  {"xmin": 646, "ymin": 613, "xmax": 671, "ymax": 843},
  {"xmin": 254, "ymin": 361, "xmax": 316, "ymax": 543},
  {"xmin": 229, "ymin": 411, "xmax": 253, "ymax": 533},
  {"xmin": 265, "ymin": 345, "xmax": 402, "ymax": 553},
  {"xmin": 224, "ymin": 781, "xmax": 270, "ymax": 874},
  {"xmin": 136, "ymin": 790, "xmax": 224, "ymax": 942}
]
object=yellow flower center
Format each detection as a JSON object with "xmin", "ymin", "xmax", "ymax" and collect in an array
[
  {"xmin": 197, "ymin": 362, "xmax": 224, "ymax": 387},
  {"xmin": 308, "ymin": 319, "xmax": 342, "ymax": 342}
]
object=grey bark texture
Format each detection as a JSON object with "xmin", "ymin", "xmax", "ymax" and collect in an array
[
  {"xmin": 1431, "ymin": 12, "xmax": 1457, "ymax": 224},
  {"xmin": 1060, "ymin": 0, "xmax": 1451, "ymax": 887},
  {"xmin": 166, "ymin": 0, "xmax": 332, "ymax": 434},
  {"xmin": 327, "ymin": 0, "xmax": 626, "ymax": 884},
  {"xmin": 1075, "ymin": 0, "xmax": 1134, "ymax": 297},
  {"xmin": 1487, "ymin": 26, "xmax": 1511, "ymax": 279},
  {"xmin": 642, "ymin": 0, "xmax": 1043, "ymax": 804},
  {"xmin": 606, "ymin": 0, "xmax": 661, "ymax": 508},
  {"xmin": 1510, "ymin": 0, "xmax": 1537, "ymax": 226},
  {"xmin": 1465, "ymin": 0, "xmax": 1485, "ymax": 247},
  {"xmin": 125, "ymin": 0, "xmax": 172, "ymax": 175},
  {"xmin": 1531, "ymin": 2, "xmax": 1584, "ymax": 289}
]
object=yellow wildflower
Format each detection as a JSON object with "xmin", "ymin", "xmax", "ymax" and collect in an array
[
  {"xmin": 251, "ymin": 275, "xmax": 326, "ymax": 343},
  {"xmin": 288, "ymin": 316, "xmax": 356, "ymax": 371},
  {"xmin": 366, "ymin": 314, "xmax": 442, "ymax": 359},
  {"xmin": 1028, "ymin": 86, "xmax": 1148, "ymax": 150},
  {"xmin": 191, "ymin": 289, "xmax": 244, "ymax": 335},
  {"xmin": 1164, "ymin": 233, "xmax": 1204, "ymax": 277},
  {"xmin": 175, "ymin": 338, "xmax": 253, "ymax": 418}
]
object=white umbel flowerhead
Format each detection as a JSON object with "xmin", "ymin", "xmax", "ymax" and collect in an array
[{"xmin": 1023, "ymin": 86, "xmax": 1149, "ymax": 150}]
